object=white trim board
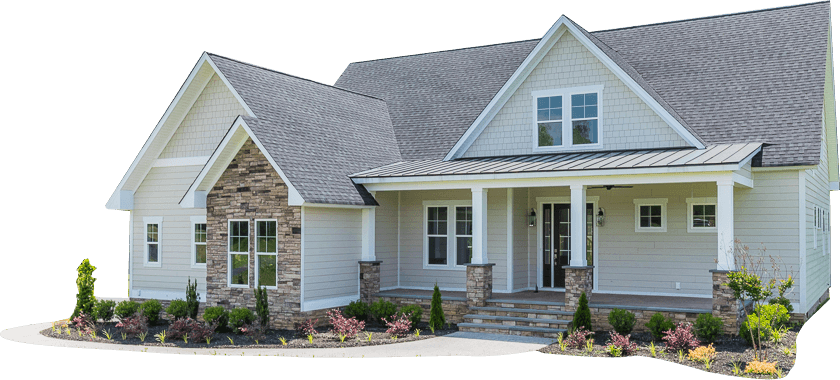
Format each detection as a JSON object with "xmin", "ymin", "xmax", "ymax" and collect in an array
[
  {"xmin": 153, "ymin": 156, "xmax": 211, "ymax": 168},
  {"xmin": 130, "ymin": 289, "xmax": 206, "ymax": 302},
  {"xmin": 301, "ymin": 294, "xmax": 359, "ymax": 313},
  {"xmin": 591, "ymin": 290, "xmax": 712, "ymax": 299}
]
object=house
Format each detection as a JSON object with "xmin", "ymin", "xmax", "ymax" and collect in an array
[{"xmin": 106, "ymin": 2, "xmax": 834, "ymax": 336}]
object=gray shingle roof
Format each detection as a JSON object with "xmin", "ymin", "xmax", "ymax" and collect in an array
[{"xmin": 208, "ymin": 54, "xmax": 402, "ymax": 205}]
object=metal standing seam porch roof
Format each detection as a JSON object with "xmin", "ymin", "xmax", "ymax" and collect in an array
[{"xmin": 350, "ymin": 143, "xmax": 762, "ymax": 179}]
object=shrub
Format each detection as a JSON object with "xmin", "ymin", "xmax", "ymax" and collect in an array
[
  {"xmin": 202, "ymin": 306, "xmax": 229, "ymax": 332},
  {"xmin": 563, "ymin": 328, "xmax": 594, "ymax": 349},
  {"xmin": 228, "ymin": 307, "xmax": 256, "ymax": 332},
  {"xmin": 429, "ymin": 283, "xmax": 446, "ymax": 331},
  {"xmin": 344, "ymin": 300, "xmax": 370, "ymax": 322},
  {"xmin": 190, "ymin": 323, "xmax": 214, "ymax": 343},
  {"xmin": 139, "ymin": 299, "xmax": 163, "ymax": 325},
  {"xmin": 740, "ymin": 313, "xmax": 771, "ymax": 343},
  {"xmin": 385, "ymin": 313, "xmax": 412, "ymax": 337},
  {"xmin": 166, "ymin": 299, "xmax": 190, "ymax": 320},
  {"xmin": 115, "ymin": 300, "xmax": 140, "ymax": 321},
  {"xmin": 116, "ymin": 314, "xmax": 148, "ymax": 338},
  {"xmin": 254, "ymin": 286, "xmax": 269, "ymax": 327},
  {"xmin": 71, "ymin": 313, "xmax": 95, "ymax": 335},
  {"xmin": 370, "ymin": 299, "xmax": 397, "ymax": 326},
  {"xmin": 694, "ymin": 313, "xmax": 724, "ymax": 343},
  {"xmin": 570, "ymin": 292, "xmax": 592, "ymax": 332},
  {"xmin": 769, "ymin": 297, "xmax": 793, "ymax": 317},
  {"xmin": 239, "ymin": 320, "xmax": 266, "ymax": 343},
  {"xmin": 745, "ymin": 360, "xmax": 777, "ymax": 375},
  {"xmin": 170, "ymin": 317, "xmax": 200, "ymax": 341},
  {"xmin": 608, "ymin": 308, "xmax": 636, "ymax": 335},
  {"xmin": 758, "ymin": 304, "xmax": 789, "ymax": 328},
  {"xmin": 327, "ymin": 309, "xmax": 365, "ymax": 341},
  {"xmin": 294, "ymin": 318, "xmax": 318, "ymax": 337},
  {"xmin": 688, "ymin": 343, "xmax": 717, "ymax": 362},
  {"xmin": 93, "ymin": 299, "xmax": 116, "ymax": 322},
  {"xmin": 398, "ymin": 305, "xmax": 423, "ymax": 329},
  {"xmin": 662, "ymin": 322, "xmax": 700, "ymax": 352},
  {"xmin": 644, "ymin": 312, "xmax": 675, "ymax": 341},
  {"xmin": 71, "ymin": 259, "xmax": 97, "ymax": 320},
  {"xmin": 186, "ymin": 277, "xmax": 199, "ymax": 319},
  {"xmin": 607, "ymin": 330, "xmax": 638, "ymax": 356}
]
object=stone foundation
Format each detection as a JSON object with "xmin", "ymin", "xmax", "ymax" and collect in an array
[
  {"xmin": 563, "ymin": 266, "xmax": 593, "ymax": 312},
  {"xmin": 711, "ymin": 270, "xmax": 747, "ymax": 335},
  {"xmin": 375, "ymin": 295, "xmax": 468, "ymax": 324},
  {"xmin": 591, "ymin": 307, "xmax": 703, "ymax": 333},
  {"xmin": 359, "ymin": 261, "xmax": 382, "ymax": 304},
  {"xmin": 466, "ymin": 264, "xmax": 494, "ymax": 307},
  {"xmin": 792, "ymin": 287, "xmax": 831, "ymax": 322}
]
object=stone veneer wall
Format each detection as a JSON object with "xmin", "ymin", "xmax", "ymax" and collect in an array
[
  {"xmin": 466, "ymin": 264, "xmax": 494, "ymax": 307},
  {"xmin": 205, "ymin": 137, "xmax": 308, "ymax": 329},
  {"xmin": 591, "ymin": 307, "xmax": 702, "ymax": 333},
  {"xmin": 564, "ymin": 266, "xmax": 593, "ymax": 312},
  {"xmin": 711, "ymin": 270, "xmax": 747, "ymax": 335},
  {"xmin": 360, "ymin": 261, "xmax": 381, "ymax": 304},
  {"xmin": 375, "ymin": 296, "xmax": 469, "ymax": 325}
]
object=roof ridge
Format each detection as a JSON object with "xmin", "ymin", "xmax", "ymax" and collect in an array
[
  {"xmin": 591, "ymin": 1, "xmax": 828, "ymax": 34},
  {"xmin": 206, "ymin": 52, "xmax": 386, "ymax": 102},
  {"xmin": 346, "ymin": 38, "xmax": 540, "ymax": 65}
]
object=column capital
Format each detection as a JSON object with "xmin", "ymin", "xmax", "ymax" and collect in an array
[
  {"xmin": 570, "ymin": 184, "xmax": 586, "ymax": 191},
  {"xmin": 471, "ymin": 187, "xmax": 489, "ymax": 194},
  {"xmin": 717, "ymin": 178, "xmax": 735, "ymax": 187}
]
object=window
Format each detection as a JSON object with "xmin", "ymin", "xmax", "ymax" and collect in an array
[
  {"xmin": 191, "ymin": 216, "xmax": 207, "ymax": 267},
  {"xmin": 423, "ymin": 201, "xmax": 472, "ymax": 269},
  {"xmin": 228, "ymin": 220, "xmax": 249, "ymax": 287},
  {"xmin": 687, "ymin": 198, "xmax": 717, "ymax": 233},
  {"xmin": 143, "ymin": 217, "xmax": 162, "ymax": 267},
  {"xmin": 634, "ymin": 199, "xmax": 668, "ymax": 232},
  {"xmin": 256, "ymin": 219, "xmax": 277, "ymax": 288},
  {"xmin": 533, "ymin": 86, "xmax": 603, "ymax": 151}
]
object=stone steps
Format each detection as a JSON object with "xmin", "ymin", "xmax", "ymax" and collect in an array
[
  {"xmin": 463, "ymin": 314, "xmax": 570, "ymax": 329},
  {"xmin": 458, "ymin": 322, "xmax": 565, "ymax": 339},
  {"xmin": 458, "ymin": 301, "xmax": 572, "ymax": 337}
]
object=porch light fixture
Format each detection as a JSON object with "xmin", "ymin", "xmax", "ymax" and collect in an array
[
  {"xmin": 528, "ymin": 208, "xmax": 537, "ymax": 227},
  {"xmin": 597, "ymin": 207, "xmax": 606, "ymax": 227}
]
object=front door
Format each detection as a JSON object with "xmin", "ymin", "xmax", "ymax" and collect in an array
[{"xmin": 542, "ymin": 203, "xmax": 594, "ymax": 288}]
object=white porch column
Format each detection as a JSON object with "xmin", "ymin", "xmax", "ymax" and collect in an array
[
  {"xmin": 471, "ymin": 187, "xmax": 489, "ymax": 264},
  {"xmin": 570, "ymin": 184, "xmax": 587, "ymax": 267},
  {"xmin": 717, "ymin": 179, "xmax": 735, "ymax": 270},
  {"xmin": 361, "ymin": 192, "xmax": 376, "ymax": 261}
]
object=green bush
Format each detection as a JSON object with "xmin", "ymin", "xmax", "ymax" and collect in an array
[
  {"xmin": 202, "ymin": 306, "xmax": 229, "ymax": 332},
  {"xmin": 254, "ymin": 286, "xmax": 269, "ymax": 327},
  {"xmin": 570, "ymin": 292, "xmax": 592, "ymax": 332},
  {"xmin": 115, "ymin": 300, "xmax": 140, "ymax": 321},
  {"xmin": 186, "ymin": 277, "xmax": 199, "ymax": 319},
  {"xmin": 371, "ymin": 299, "xmax": 397, "ymax": 326},
  {"xmin": 399, "ymin": 305, "xmax": 423, "ymax": 329},
  {"xmin": 93, "ymin": 299, "xmax": 116, "ymax": 322},
  {"xmin": 165, "ymin": 299, "xmax": 189, "ymax": 320},
  {"xmin": 758, "ymin": 304, "xmax": 789, "ymax": 328},
  {"xmin": 694, "ymin": 313, "xmax": 723, "ymax": 342},
  {"xmin": 229, "ymin": 307, "xmax": 256, "ymax": 332},
  {"xmin": 740, "ymin": 313, "xmax": 771, "ymax": 344},
  {"xmin": 140, "ymin": 299, "xmax": 163, "ymax": 325},
  {"xmin": 644, "ymin": 312, "xmax": 675, "ymax": 341},
  {"xmin": 71, "ymin": 259, "xmax": 97, "ymax": 320},
  {"xmin": 429, "ymin": 283, "xmax": 446, "ymax": 331},
  {"xmin": 608, "ymin": 308, "xmax": 636, "ymax": 335},
  {"xmin": 344, "ymin": 300, "xmax": 370, "ymax": 322}
]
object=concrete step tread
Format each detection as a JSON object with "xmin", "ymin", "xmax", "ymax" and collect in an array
[
  {"xmin": 487, "ymin": 298, "xmax": 564, "ymax": 307},
  {"xmin": 469, "ymin": 306, "xmax": 574, "ymax": 316},
  {"xmin": 464, "ymin": 314, "xmax": 570, "ymax": 324},
  {"xmin": 458, "ymin": 322, "xmax": 566, "ymax": 334}
]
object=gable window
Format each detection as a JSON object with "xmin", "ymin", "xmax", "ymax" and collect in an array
[
  {"xmin": 228, "ymin": 220, "xmax": 249, "ymax": 287},
  {"xmin": 687, "ymin": 198, "xmax": 717, "ymax": 233},
  {"xmin": 256, "ymin": 219, "xmax": 277, "ymax": 288},
  {"xmin": 143, "ymin": 217, "xmax": 162, "ymax": 267},
  {"xmin": 191, "ymin": 216, "xmax": 207, "ymax": 267},
  {"xmin": 634, "ymin": 198, "xmax": 668, "ymax": 232},
  {"xmin": 533, "ymin": 85, "xmax": 603, "ymax": 152},
  {"xmin": 424, "ymin": 201, "xmax": 473, "ymax": 269}
]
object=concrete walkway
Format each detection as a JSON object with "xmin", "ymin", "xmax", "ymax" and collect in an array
[{"xmin": 1, "ymin": 322, "xmax": 553, "ymax": 358}]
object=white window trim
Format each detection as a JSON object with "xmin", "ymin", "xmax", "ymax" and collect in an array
[
  {"xmin": 634, "ymin": 198, "xmax": 668, "ymax": 233},
  {"xmin": 422, "ymin": 200, "xmax": 472, "ymax": 270},
  {"xmin": 228, "ymin": 219, "xmax": 250, "ymax": 288},
  {"xmin": 255, "ymin": 219, "xmax": 278, "ymax": 290},
  {"xmin": 190, "ymin": 216, "xmax": 207, "ymax": 269},
  {"xmin": 686, "ymin": 197, "xmax": 717, "ymax": 233},
  {"xmin": 532, "ymin": 85, "xmax": 604, "ymax": 153},
  {"xmin": 143, "ymin": 217, "xmax": 162, "ymax": 267}
]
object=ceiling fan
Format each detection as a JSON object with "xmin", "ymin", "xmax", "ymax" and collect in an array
[{"xmin": 588, "ymin": 185, "xmax": 633, "ymax": 190}]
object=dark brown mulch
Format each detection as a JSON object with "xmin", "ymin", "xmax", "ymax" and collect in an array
[{"xmin": 41, "ymin": 320, "xmax": 457, "ymax": 349}]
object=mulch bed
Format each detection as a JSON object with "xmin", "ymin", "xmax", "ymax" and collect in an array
[
  {"xmin": 539, "ymin": 325, "xmax": 800, "ymax": 378},
  {"xmin": 41, "ymin": 320, "xmax": 457, "ymax": 349}
]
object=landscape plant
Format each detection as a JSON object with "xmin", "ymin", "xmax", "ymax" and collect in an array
[
  {"xmin": 190, "ymin": 323, "xmax": 215, "ymax": 344},
  {"xmin": 693, "ymin": 313, "xmax": 723, "ymax": 342},
  {"xmin": 563, "ymin": 328, "xmax": 594, "ymax": 349},
  {"xmin": 165, "ymin": 299, "xmax": 190, "ymax": 320},
  {"xmin": 115, "ymin": 300, "xmax": 140, "ymax": 321},
  {"xmin": 745, "ymin": 360, "xmax": 777, "ymax": 375},
  {"xmin": 570, "ymin": 292, "xmax": 592, "ymax": 332},
  {"xmin": 606, "ymin": 330, "xmax": 638, "ymax": 356},
  {"xmin": 169, "ymin": 317, "xmax": 200, "ymax": 341},
  {"xmin": 186, "ymin": 277, "xmax": 200, "ymax": 319},
  {"xmin": 327, "ymin": 308, "xmax": 365, "ymax": 342},
  {"xmin": 294, "ymin": 318, "xmax": 318, "ymax": 337},
  {"xmin": 398, "ymin": 304, "xmax": 423, "ymax": 329},
  {"xmin": 71, "ymin": 313, "xmax": 95, "ymax": 335},
  {"xmin": 228, "ymin": 307, "xmax": 256, "ymax": 332},
  {"xmin": 662, "ymin": 322, "xmax": 700, "ymax": 352},
  {"xmin": 93, "ymin": 299, "xmax": 116, "ymax": 323},
  {"xmin": 202, "ymin": 306, "xmax": 229, "ymax": 332},
  {"xmin": 384, "ymin": 312, "xmax": 412, "ymax": 338},
  {"xmin": 607, "ymin": 308, "xmax": 636, "ymax": 335},
  {"xmin": 254, "ymin": 285, "xmax": 269, "ymax": 327},
  {"xmin": 344, "ymin": 300, "xmax": 370, "ymax": 322},
  {"xmin": 644, "ymin": 312, "xmax": 675, "ymax": 341},
  {"xmin": 71, "ymin": 259, "xmax": 97, "ymax": 320},
  {"xmin": 139, "ymin": 299, "xmax": 163, "ymax": 325},
  {"xmin": 370, "ymin": 299, "xmax": 397, "ymax": 326},
  {"xmin": 116, "ymin": 314, "xmax": 148, "ymax": 338},
  {"xmin": 429, "ymin": 283, "xmax": 446, "ymax": 331},
  {"xmin": 239, "ymin": 320, "xmax": 265, "ymax": 344}
]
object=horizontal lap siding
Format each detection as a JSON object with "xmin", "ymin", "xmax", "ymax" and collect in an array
[
  {"xmin": 487, "ymin": 189, "xmax": 508, "ymax": 291},
  {"xmin": 375, "ymin": 192, "xmax": 399, "ymax": 288},
  {"xmin": 513, "ymin": 188, "xmax": 530, "ymax": 290},
  {"xmin": 805, "ymin": 114, "xmax": 831, "ymax": 312},
  {"xmin": 132, "ymin": 165, "xmax": 207, "ymax": 296},
  {"xmin": 303, "ymin": 207, "xmax": 361, "ymax": 301}
]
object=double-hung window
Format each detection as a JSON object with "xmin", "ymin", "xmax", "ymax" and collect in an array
[
  {"xmin": 191, "ymin": 216, "xmax": 207, "ymax": 267},
  {"xmin": 424, "ymin": 201, "xmax": 473, "ymax": 269},
  {"xmin": 634, "ymin": 199, "xmax": 668, "ymax": 232},
  {"xmin": 534, "ymin": 85, "xmax": 603, "ymax": 152},
  {"xmin": 143, "ymin": 217, "xmax": 162, "ymax": 267},
  {"xmin": 687, "ymin": 198, "xmax": 717, "ymax": 233},
  {"xmin": 228, "ymin": 220, "xmax": 249, "ymax": 287},
  {"xmin": 256, "ymin": 219, "xmax": 277, "ymax": 288}
]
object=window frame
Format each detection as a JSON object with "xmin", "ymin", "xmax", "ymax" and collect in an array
[
  {"xmin": 422, "ymin": 200, "xmax": 472, "ymax": 270},
  {"xmin": 227, "ymin": 219, "xmax": 250, "ymax": 288},
  {"xmin": 633, "ymin": 198, "xmax": 668, "ymax": 233},
  {"xmin": 190, "ymin": 216, "xmax": 207, "ymax": 269},
  {"xmin": 143, "ymin": 217, "xmax": 162, "ymax": 267},
  {"xmin": 532, "ymin": 85, "xmax": 604, "ymax": 153},
  {"xmin": 454, "ymin": 205, "xmax": 474, "ymax": 267},
  {"xmin": 255, "ymin": 218, "xmax": 278, "ymax": 289},
  {"xmin": 686, "ymin": 197, "xmax": 717, "ymax": 233}
]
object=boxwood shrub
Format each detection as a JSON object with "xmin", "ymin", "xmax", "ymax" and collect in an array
[
  {"xmin": 115, "ymin": 300, "xmax": 140, "ymax": 321},
  {"xmin": 165, "ymin": 299, "xmax": 190, "ymax": 320},
  {"xmin": 229, "ymin": 307, "xmax": 256, "ymax": 332},
  {"xmin": 370, "ymin": 299, "xmax": 397, "ymax": 326},
  {"xmin": 344, "ymin": 300, "xmax": 370, "ymax": 322},
  {"xmin": 93, "ymin": 299, "xmax": 116, "ymax": 322},
  {"xmin": 398, "ymin": 304, "xmax": 423, "ymax": 329},
  {"xmin": 202, "ymin": 306, "xmax": 230, "ymax": 332},
  {"xmin": 140, "ymin": 299, "xmax": 163, "ymax": 325}
]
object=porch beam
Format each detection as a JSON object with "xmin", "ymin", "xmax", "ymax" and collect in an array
[
  {"xmin": 717, "ymin": 179, "xmax": 735, "ymax": 270},
  {"xmin": 361, "ymin": 191, "xmax": 376, "ymax": 261},
  {"xmin": 471, "ymin": 187, "xmax": 489, "ymax": 264},
  {"xmin": 570, "ymin": 185, "xmax": 587, "ymax": 267}
]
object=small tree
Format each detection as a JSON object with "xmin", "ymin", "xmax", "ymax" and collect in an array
[
  {"xmin": 429, "ymin": 283, "xmax": 446, "ymax": 331},
  {"xmin": 254, "ymin": 286, "xmax": 269, "ymax": 328},
  {"xmin": 186, "ymin": 277, "xmax": 200, "ymax": 319},
  {"xmin": 570, "ymin": 292, "xmax": 592, "ymax": 332},
  {"xmin": 71, "ymin": 259, "xmax": 97, "ymax": 320}
]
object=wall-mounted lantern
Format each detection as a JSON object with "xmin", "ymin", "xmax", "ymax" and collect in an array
[
  {"xmin": 597, "ymin": 207, "xmax": 606, "ymax": 227},
  {"xmin": 528, "ymin": 208, "xmax": 537, "ymax": 227}
]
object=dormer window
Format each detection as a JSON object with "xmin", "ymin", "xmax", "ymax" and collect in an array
[{"xmin": 533, "ymin": 85, "xmax": 603, "ymax": 152}]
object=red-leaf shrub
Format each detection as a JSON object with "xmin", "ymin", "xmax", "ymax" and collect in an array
[
  {"xmin": 71, "ymin": 313, "xmax": 95, "ymax": 335},
  {"xmin": 170, "ymin": 317, "xmax": 200, "ymax": 340},
  {"xmin": 384, "ymin": 313, "xmax": 412, "ymax": 337},
  {"xmin": 115, "ymin": 314, "xmax": 148, "ymax": 338},
  {"xmin": 294, "ymin": 319, "xmax": 318, "ymax": 337},
  {"xmin": 327, "ymin": 309, "xmax": 365, "ymax": 338},
  {"xmin": 189, "ymin": 323, "xmax": 215, "ymax": 343},
  {"xmin": 607, "ymin": 330, "xmax": 638, "ymax": 356},
  {"xmin": 239, "ymin": 320, "xmax": 266, "ymax": 343},
  {"xmin": 663, "ymin": 322, "xmax": 700, "ymax": 351},
  {"xmin": 563, "ymin": 329, "xmax": 594, "ymax": 349}
]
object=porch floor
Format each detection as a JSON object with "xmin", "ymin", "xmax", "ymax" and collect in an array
[{"xmin": 375, "ymin": 289, "xmax": 712, "ymax": 313}]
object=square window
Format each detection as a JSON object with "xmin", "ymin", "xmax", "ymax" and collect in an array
[
  {"xmin": 635, "ymin": 200, "xmax": 667, "ymax": 232},
  {"xmin": 538, "ymin": 122, "xmax": 563, "ymax": 146},
  {"xmin": 688, "ymin": 200, "xmax": 717, "ymax": 232}
]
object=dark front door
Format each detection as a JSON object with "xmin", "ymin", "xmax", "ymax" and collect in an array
[{"xmin": 542, "ymin": 203, "xmax": 594, "ymax": 289}]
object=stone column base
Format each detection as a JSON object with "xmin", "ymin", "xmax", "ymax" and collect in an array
[
  {"xmin": 359, "ymin": 261, "xmax": 382, "ymax": 304},
  {"xmin": 711, "ymin": 269, "xmax": 745, "ymax": 336},
  {"xmin": 563, "ymin": 266, "xmax": 593, "ymax": 312},
  {"xmin": 466, "ymin": 264, "xmax": 494, "ymax": 307}
]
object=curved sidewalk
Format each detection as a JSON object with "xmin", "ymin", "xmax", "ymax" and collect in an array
[{"xmin": 1, "ymin": 322, "xmax": 553, "ymax": 358}]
